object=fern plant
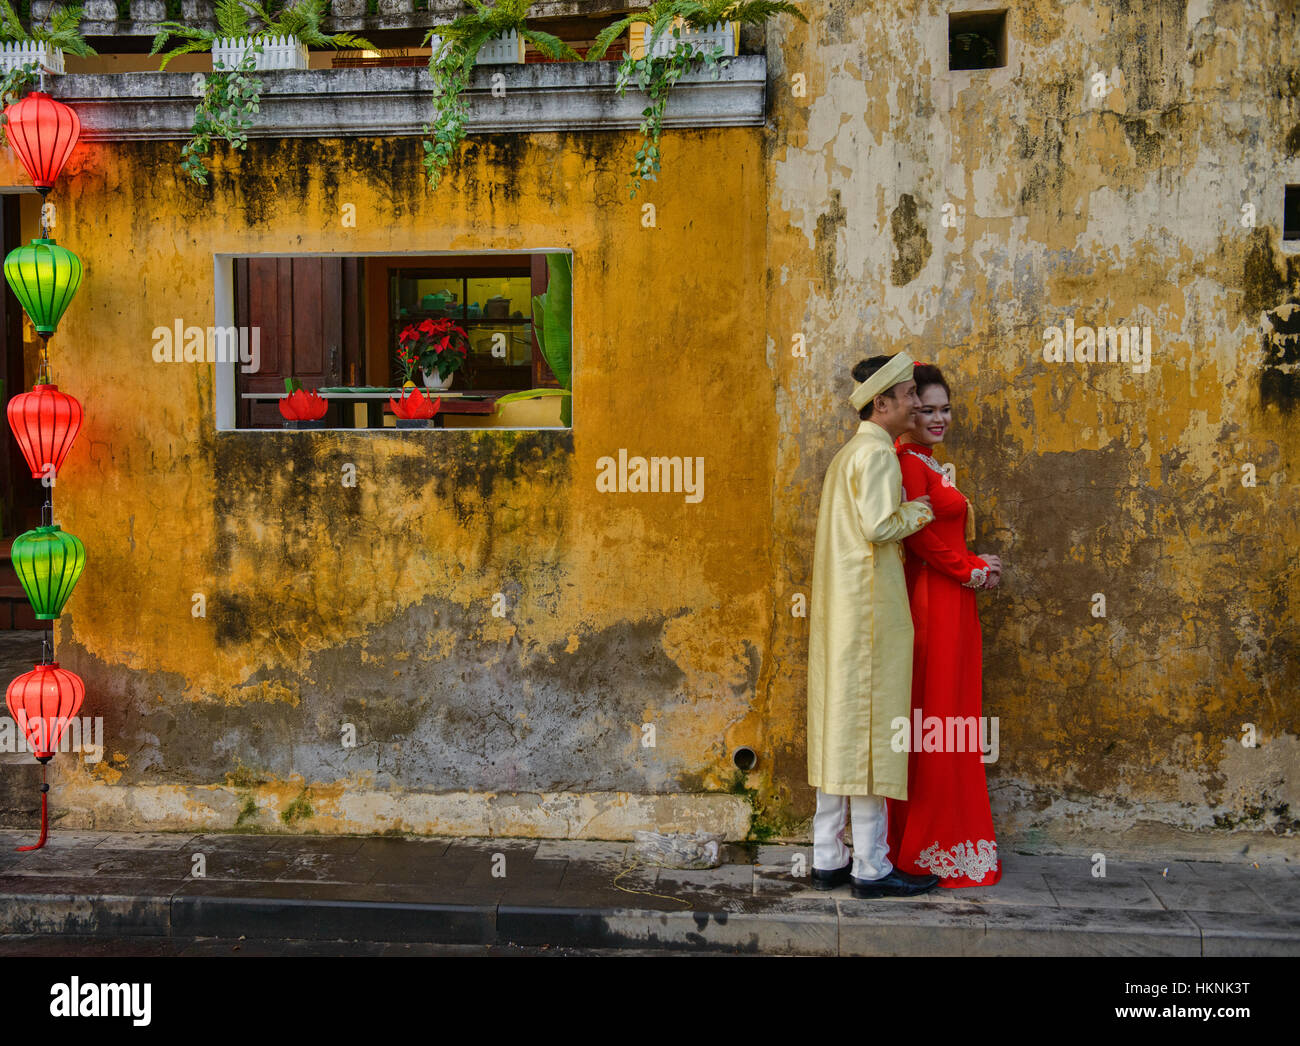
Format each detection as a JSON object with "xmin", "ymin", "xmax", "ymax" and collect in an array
[
  {"xmin": 421, "ymin": 0, "xmax": 579, "ymax": 192},
  {"xmin": 150, "ymin": 0, "xmax": 373, "ymax": 185},
  {"xmin": 587, "ymin": 1, "xmax": 806, "ymax": 198},
  {"xmin": 0, "ymin": 0, "xmax": 95, "ymax": 148}
]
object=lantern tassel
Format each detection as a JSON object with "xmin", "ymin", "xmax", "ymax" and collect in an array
[{"xmin": 16, "ymin": 766, "xmax": 49, "ymax": 852}]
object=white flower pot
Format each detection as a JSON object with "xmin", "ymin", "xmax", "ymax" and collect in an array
[
  {"xmin": 212, "ymin": 35, "xmax": 309, "ymax": 72},
  {"xmin": 0, "ymin": 42, "xmax": 64, "ymax": 75},
  {"xmin": 427, "ymin": 29, "xmax": 524, "ymax": 65},
  {"xmin": 421, "ymin": 368, "xmax": 454, "ymax": 391},
  {"xmin": 641, "ymin": 19, "xmax": 738, "ymax": 59}
]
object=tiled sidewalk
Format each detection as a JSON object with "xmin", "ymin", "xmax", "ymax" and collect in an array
[{"xmin": 0, "ymin": 830, "xmax": 1295, "ymax": 955}]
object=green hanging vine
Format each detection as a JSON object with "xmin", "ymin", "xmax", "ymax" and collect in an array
[
  {"xmin": 151, "ymin": 0, "xmax": 372, "ymax": 185},
  {"xmin": 177, "ymin": 49, "xmax": 263, "ymax": 186},
  {"xmin": 615, "ymin": 32, "xmax": 725, "ymax": 199},
  {"xmin": 587, "ymin": 2, "xmax": 807, "ymax": 199},
  {"xmin": 421, "ymin": 0, "xmax": 578, "ymax": 192}
]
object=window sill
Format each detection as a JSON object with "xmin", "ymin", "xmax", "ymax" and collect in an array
[{"xmin": 51, "ymin": 57, "xmax": 766, "ymax": 142}]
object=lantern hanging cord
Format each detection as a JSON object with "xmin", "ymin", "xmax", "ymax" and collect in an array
[
  {"xmin": 40, "ymin": 629, "xmax": 52, "ymax": 666},
  {"xmin": 40, "ymin": 494, "xmax": 51, "ymax": 528},
  {"xmin": 36, "ymin": 334, "xmax": 51, "ymax": 386}
]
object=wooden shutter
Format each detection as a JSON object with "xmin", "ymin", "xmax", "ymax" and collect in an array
[{"xmin": 234, "ymin": 257, "xmax": 363, "ymax": 428}]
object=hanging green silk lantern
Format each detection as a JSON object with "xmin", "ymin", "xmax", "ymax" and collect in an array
[
  {"xmin": 11, "ymin": 525, "xmax": 85, "ymax": 619},
  {"xmin": 3, "ymin": 239, "xmax": 82, "ymax": 336}
]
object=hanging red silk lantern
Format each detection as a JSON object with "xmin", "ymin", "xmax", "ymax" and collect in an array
[
  {"xmin": 6, "ymin": 663, "xmax": 84, "ymax": 762},
  {"xmin": 6, "ymin": 662, "xmax": 85, "ymax": 851},
  {"xmin": 6, "ymin": 383, "xmax": 82, "ymax": 480},
  {"xmin": 3, "ymin": 92, "xmax": 81, "ymax": 193}
]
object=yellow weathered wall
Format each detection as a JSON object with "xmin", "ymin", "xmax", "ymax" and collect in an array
[
  {"xmin": 0, "ymin": 127, "xmax": 770, "ymax": 837},
  {"xmin": 3, "ymin": 0, "xmax": 1295, "ymax": 849},
  {"xmin": 757, "ymin": 0, "xmax": 1299, "ymax": 849}
]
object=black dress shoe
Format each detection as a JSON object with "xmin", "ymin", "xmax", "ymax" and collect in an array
[
  {"xmin": 810, "ymin": 859, "xmax": 852, "ymax": 890},
  {"xmin": 850, "ymin": 867, "xmax": 941, "ymax": 898}
]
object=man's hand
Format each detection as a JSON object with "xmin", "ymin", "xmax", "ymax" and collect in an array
[{"xmin": 912, "ymin": 495, "xmax": 933, "ymax": 512}]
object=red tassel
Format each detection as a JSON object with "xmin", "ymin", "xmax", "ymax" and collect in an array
[{"xmin": 16, "ymin": 766, "xmax": 49, "ymax": 851}]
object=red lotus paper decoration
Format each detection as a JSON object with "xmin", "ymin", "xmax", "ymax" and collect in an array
[
  {"xmin": 388, "ymin": 389, "xmax": 441, "ymax": 420},
  {"xmin": 6, "ymin": 663, "xmax": 84, "ymax": 762},
  {"xmin": 3, "ymin": 92, "xmax": 81, "ymax": 193},
  {"xmin": 279, "ymin": 388, "xmax": 328, "ymax": 421},
  {"xmin": 7, "ymin": 383, "xmax": 82, "ymax": 479}
]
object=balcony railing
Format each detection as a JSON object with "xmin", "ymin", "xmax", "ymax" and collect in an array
[
  {"xmin": 43, "ymin": 0, "xmax": 659, "ymax": 37},
  {"xmin": 48, "ymin": 57, "xmax": 767, "ymax": 142}
]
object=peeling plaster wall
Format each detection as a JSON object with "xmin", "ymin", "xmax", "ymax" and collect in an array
[
  {"xmin": 759, "ymin": 0, "xmax": 1299, "ymax": 845},
  {"xmin": 3, "ymin": 0, "xmax": 1297, "ymax": 846}
]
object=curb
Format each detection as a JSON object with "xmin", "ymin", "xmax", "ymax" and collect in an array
[{"xmin": 2, "ymin": 886, "xmax": 1298, "ymax": 955}]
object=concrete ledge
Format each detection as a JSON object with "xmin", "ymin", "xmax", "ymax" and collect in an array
[
  {"xmin": 0, "ymin": 876, "xmax": 179, "ymax": 935},
  {"xmin": 46, "ymin": 780, "xmax": 756, "ymax": 841},
  {"xmin": 1188, "ymin": 910, "xmax": 1300, "ymax": 957},
  {"xmin": 48, "ymin": 57, "xmax": 767, "ymax": 142}
]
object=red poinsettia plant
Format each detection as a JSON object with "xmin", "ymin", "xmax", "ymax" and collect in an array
[
  {"xmin": 396, "ymin": 317, "xmax": 470, "ymax": 382},
  {"xmin": 388, "ymin": 388, "xmax": 442, "ymax": 420}
]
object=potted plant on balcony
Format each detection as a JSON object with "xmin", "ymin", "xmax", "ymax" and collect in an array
[
  {"xmin": 586, "ymin": 1, "xmax": 806, "ymax": 198},
  {"xmin": 421, "ymin": 0, "xmax": 579, "ymax": 191},
  {"xmin": 150, "ymin": 0, "xmax": 373, "ymax": 185},
  {"xmin": 0, "ymin": 1, "xmax": 95, "ymax": 141}
]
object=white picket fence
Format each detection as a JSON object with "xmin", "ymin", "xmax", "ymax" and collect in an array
[
  {"xmin": 0, "ymin": 41, "xmax": 65, "ymax": 75},
  {"xmin": 642, "ymin": 20, "xmax": 738, "ymax": 58},
  {"xmin": 212, "ymin": 35, "xmax": 309, "ymax": 72},
  {"xmin": 426, "ymin": 29, "xmax": 524, "ymax": 65}
]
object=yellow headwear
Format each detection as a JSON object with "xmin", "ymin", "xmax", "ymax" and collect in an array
[{"xmin": 849, "ymin": 351, "xmax": 915, "ymax": 411}]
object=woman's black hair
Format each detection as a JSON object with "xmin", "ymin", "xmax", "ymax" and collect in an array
[{"xmin": 912, "ymin": 363, "xmax": 950, "ymax": 400}]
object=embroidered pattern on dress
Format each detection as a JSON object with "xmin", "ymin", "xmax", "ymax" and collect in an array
[
  {"xmin": 904, "ymin": 449, "xmax": 983, "ymax": 586},
  {"xmin": 903, "ymin": 449, "xmax": 950, "ymax": 481},
  {"xmin": 916, "ymin": 839, "xmax": 998, "ymax": 882}
]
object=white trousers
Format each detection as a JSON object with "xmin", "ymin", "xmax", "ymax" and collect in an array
[{"xmin": 812, "ymin": 789, "xmax": 893, "ymax": 881}]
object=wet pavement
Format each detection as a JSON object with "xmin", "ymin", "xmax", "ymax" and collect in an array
[{"xmin": 0, "ymin": 829, "xmax": 1294, "ymax": 955}]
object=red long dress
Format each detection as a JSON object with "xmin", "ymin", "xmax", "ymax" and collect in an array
[{"xmin": 886, "ymin": 439, "xmax": 1001, "ymax": 889}]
